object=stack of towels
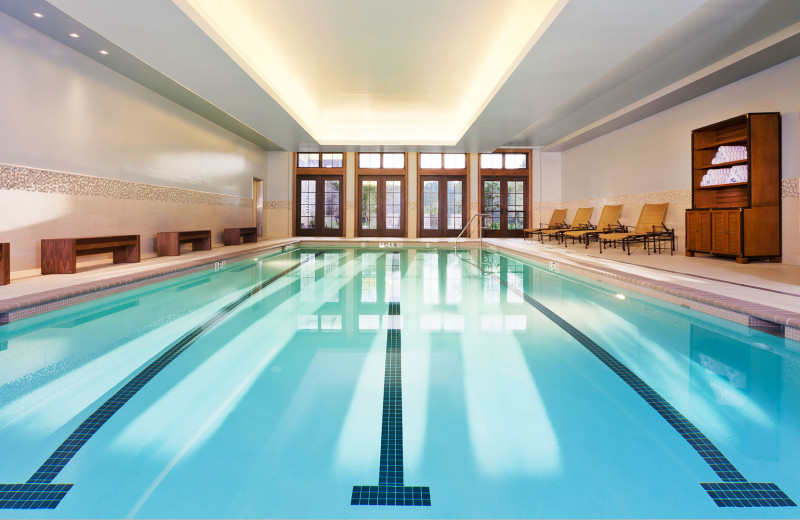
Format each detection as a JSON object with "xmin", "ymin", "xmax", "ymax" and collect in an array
[
  {"xmin": 711, "ymin": 145, "xmax": 747, "ymax": 164},
  {"xmin": 700, "ymin": 165, "xmax": 748, "ymax": 186}
]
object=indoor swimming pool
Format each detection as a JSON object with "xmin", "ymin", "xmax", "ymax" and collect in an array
[{"xmin": 0, "ymin": 245, "xmax": 798, "ymax": 519}]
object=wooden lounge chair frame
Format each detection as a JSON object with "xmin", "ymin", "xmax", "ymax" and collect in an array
[
  {"xmin": 562, "ymin": 205, "xmax": 623, "ymax": 248},
  {"xmin": 523, "ymin": 209, "xmax": 568, "ymax": 241},
  {"xmin": 598, "ymin": 203, "xmax": 672, "ymax": 255},
  {"xmin": 540, "ymin": 207, "xmax": 594, "ymax": 243}
]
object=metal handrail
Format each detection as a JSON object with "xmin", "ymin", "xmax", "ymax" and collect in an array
[{"xmin": 454, "ymin": 213, "xmax": 490, "ymax": 252}]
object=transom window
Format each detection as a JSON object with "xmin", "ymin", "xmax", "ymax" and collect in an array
[
  {"xmin": 419, "ymin": 153, "xmax": 467, "ymax": 170},
  {"xmin": 480, "ymin": 152, "xmax": 527, "ymax": 170},
  {"xmin": 359, "ymin": 153, "xmax": 405, "ymax": 169},
  {"xmin": 297, "ymin": 153, "xmax": 343, "ymax": 168}
]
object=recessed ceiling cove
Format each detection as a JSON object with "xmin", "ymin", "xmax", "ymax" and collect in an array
[{"xmin": 173, "ymin": 0, "xmax": 566, "ymax": 145}]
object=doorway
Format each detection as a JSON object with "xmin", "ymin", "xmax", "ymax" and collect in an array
[
  {"xmin": 253, "ymin": 177, "xmax": 263, "ymax": 237},
  {"xmin": 481, "ymin": 176, "xmax": 527, "ymax": 238},
  {"xmin": 419, "ymin": 176, "xmax": 467, "ymax": 237},
  {"xmin": 358, "ymin": 176, "xmax": 405, "ymax": 237},
  {"xmin": 295, "ymin": 175, "xmax": 344, "ymax": 237}
]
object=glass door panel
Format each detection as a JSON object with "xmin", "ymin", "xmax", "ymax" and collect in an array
[
  {"xmin": 299, "ymin": 179, "xmax": 316, "ymax": 231},
  {"xmin": 361, "ymin": 180, "xmax": 378, "ymax": 231},
  {"xmin": 447, "ymin": 180, "xmax": 463, "ymax": 231},
  {"xmin": 324, "ymin": 179, "xmax": 340, "ymax": 230},
  {"xmin": 507, "ymin": 180, "xmax": 524, "ymax": 231},
  {"xmin": 386, "ymin": 180, "xmax": 401, "ymax": 230},
  {"xmin": 482, "ymin": 180, "xmax": 501, "ymax": 231},
  {"xmin": 423, "ymin": 180, "xmax": 439, "ymax": 231}
]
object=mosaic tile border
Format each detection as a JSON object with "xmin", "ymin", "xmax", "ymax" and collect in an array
[
  {"xmin": 783, "ymin": 177, "xmax": 799, "ymax": 198},
  {"xmin": 532, "ymin": 189, "xmax": 692, "ymax": 212},
  {"xmin": 266, "ymin": 200, "xmax": 292, "ymax": 210},
  {"xmin": 486, "ymin": 241, "xmax": 800, "ymax": 345},
  {"xmin": 0, "ymin": 163, "xmax": 252, "ymax": 208},
  {"xmin": 534, "ymin": 179, "xmax": 799, "ymax": 212}
]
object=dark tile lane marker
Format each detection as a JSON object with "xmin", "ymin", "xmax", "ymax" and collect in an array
[
  {"xmin": 351, "ymin": 299, "xmax": 431, "ymax": 507},
  {"xmin": 499, "ymin": 274, "xmax": 795, "ymax": 508},
  {"xmin": 0, "ymin": 251, "xmax": 320, "ymax": 510}
]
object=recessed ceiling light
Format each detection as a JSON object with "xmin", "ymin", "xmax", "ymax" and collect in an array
[
  {"xmin": 33, "ymin": 12, "xmax": 43, "ymax": 18},
  {"xmin": 99, "ymin": 50, "xmax": 109, "ymax": 55},
  {"xmin": 69, "ymin": 33, "xmax": 79, "ymax": 38}
]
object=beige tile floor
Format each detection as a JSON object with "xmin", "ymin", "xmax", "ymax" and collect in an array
[{"xmin": 1, "ymin": 236, "xmax": 798, "ymax": 330}]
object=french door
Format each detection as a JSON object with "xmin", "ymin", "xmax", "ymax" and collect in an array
[
  {"xmin": 420, "ymin": 176, "xmax": 467, "ymax": 237},
  {"xmin": 296, "ymin": 175, "xmax": 343, "ymax": 236},
  {"xmin": 481, "ymin": 176, "xmax": 527, "ymax": 238},
  {"xmin": 358, "ymin": 176, "xmax": 405, "ymax": 237}
]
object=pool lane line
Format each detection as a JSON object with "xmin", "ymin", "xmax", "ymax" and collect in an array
[
  {"xmin": 0, "ymin": 251, "xmax": 322, "ymax": 510},
  {"xmin": 351, "ymin": 300, "xmax": 431, "ymax": 507},
  {"xmin": 499, "ymin": 276, "xmax": 796, "ymax": 508}
]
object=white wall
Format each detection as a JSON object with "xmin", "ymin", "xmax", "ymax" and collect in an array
[
  {"xmin": 0, "ymin": 11, "xmax": 271, "ymax": 271},
  {"xmin": 265, "ymin": 151, "xmax": 292, "ymax": 238},
  {"xmin": 558, "ymin": 56, "xmax": 800, "ymax": 263},
  {"xmin": 0, "ymin": 11, "xmax": 269, "ymax": 198},
  {"xmin": 561, "ymin": 56, "xmax": 800, "ymax": 201}
]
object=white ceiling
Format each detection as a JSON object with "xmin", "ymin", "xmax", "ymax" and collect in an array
[
  {"xmin": 2, "ymin": 0, "xmax": 800, "ymax": 152},
  {"xmin": 175, "ymin": 0, "xmax": 565, "ymax": 146}
]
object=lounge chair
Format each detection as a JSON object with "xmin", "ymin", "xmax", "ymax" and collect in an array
[
  {"xmin": 523, "ymin": 208, "xmax": 568, "ymax": 241},
  {"xmin": 562, "ymin": 204, "xmax": 623, "ymax": 248},
  {"xmin": 598, "ymin": 203, "xmax": 672, "ymax": 255},
  {"xmin": 539, "ymin": 207, "xmax": 594, "ymax": 243}
]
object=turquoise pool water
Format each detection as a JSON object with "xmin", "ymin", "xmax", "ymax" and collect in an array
[{"xmin": 0, "ymin": 246, "xmax": 798, "ymax": 518}]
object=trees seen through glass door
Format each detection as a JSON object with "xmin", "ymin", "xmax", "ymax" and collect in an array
[{"xmin": 480, "ymin": 151, "xmax": 530, "ymax": 238}]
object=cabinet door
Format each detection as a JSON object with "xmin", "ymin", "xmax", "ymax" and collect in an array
[
  {"xmin": 711, "ymin": 209, "xmax": 742, "ymax": 255},
  {"xmin": 686, "ymin": 211, "xmax": 711, "ymax": 252}
]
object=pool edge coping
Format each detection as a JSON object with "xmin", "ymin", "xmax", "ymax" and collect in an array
[
  {"xmin": 0, "ymin": 239, "xmax": 301, "ymax": 323},
  {"xmin": 1, "ymin": 238, "xmax": 798, "ymax": 343},
  {"xmin": 484, "ymin": 241, "xmax": 800, "ymax": 343}
]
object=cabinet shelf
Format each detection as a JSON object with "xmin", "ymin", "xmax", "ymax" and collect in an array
[
  {"xmin": 696, "ymin": 182, "xmax": 747, "ymax": 190},
  {"xmin": 694, "ymin": 159, "xmax": 748, "ymax": 169},
  {"xmin": 695, "ymin": 136, "xmax": 748, "ymax": 150}
]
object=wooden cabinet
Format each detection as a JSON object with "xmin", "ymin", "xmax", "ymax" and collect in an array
[
  {"xmin": 685, "ymin": 210, "xmax": 711, "ymax": 253},
  {"xmin": 685, "ymin": 113, "xmax": 781, "ymax": 263},
  {"xmin": 711, "ymin": 209, "xmax": 741, "ymax": 256}
]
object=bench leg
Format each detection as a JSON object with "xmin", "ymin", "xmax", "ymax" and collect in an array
[
  {"xmin": 156, "ymin": 232, "xmax": 180, "ymax": 256},
  {"xmin": 193, "ymin": 236, "xmax": 212, "ymax": 251},
  {"xmin": 0, "ymin": 243, "xmax": 9, "ymax": 285},
  {"xmin": 41, "ymin": 239, "xmax": 77, "ymax": 274},
  {"xmin": 113, "ymin": 238, "xmax": 140, "ymax": 264}
]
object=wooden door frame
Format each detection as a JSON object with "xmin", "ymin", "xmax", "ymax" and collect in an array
[
  {"xmin": 357, "ymin": 175, "xmax": 406, "ymax": 237},
  {"xmin": 292, "ymin": 152, "xmax": 346, "ymax": 237},
  {"xmin": 295, "ymin": 174, "xmax": 344, "ymax": 237},
  {"xmin": 418, "ymin": 175, "xmax": 468, "ymax": 238},
  {"xmin": 355, "ymin": 152, "xmax": 408, "ymax": 238},
  {"xmin": 480, "ymin": 175, "xmax": 529, "ymax": 238},
  {"xmin": 478, "ymin": 149, "xmax": 531, "ymax": 238}
]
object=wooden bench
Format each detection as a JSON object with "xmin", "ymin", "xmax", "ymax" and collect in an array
[
  {"xmin": 41, "ymin": 235, "xmax": 140, "ymax": 274},
  {"xmin": 156, "ymin": 230, "xmax": 211, "ymax": 256},
  {"xmin": 0, "ymin": 243, "xmax": 9, "ymax": 285},
  {"xmin": 223, "ymin": 227, "xmax": 257, "ymax": 246}
]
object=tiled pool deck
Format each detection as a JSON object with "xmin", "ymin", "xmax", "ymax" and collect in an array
[{"xmin": 1, "ymin": 237, "xmax": 798, "ymax": 342}]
